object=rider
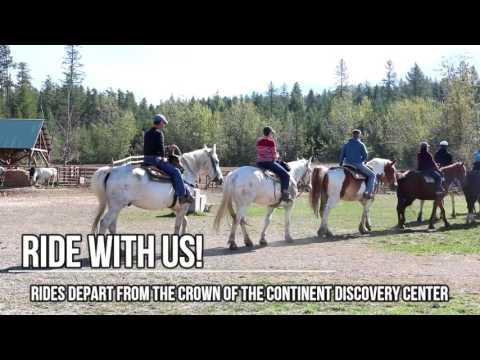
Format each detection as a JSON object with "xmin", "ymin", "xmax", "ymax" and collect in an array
[
  {"xmin": 256, "ymin": 126, "xmax": 292, "ymax": 203},
  {"xmin": 434, "ymin": 140, "xmax": 453, "ymax": 168},
  {"xmin": 417, "ymin": 141, "xmax": 444, "ymax": 195},
  {"xmin": 143, "ymin": 114, "xmax": 193, "ymax": 204},
  {"xmin": 339, "ymin": 129, "xmax": 376, "ymax": 200},
  {"xmin": 473, "ymin": 148, "xmax": 480, "ymax": 171}
]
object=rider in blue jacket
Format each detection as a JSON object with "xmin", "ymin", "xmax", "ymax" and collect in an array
[{"xmin": 339, "ymin": 129, "xmax": 376, "ymax": 199}]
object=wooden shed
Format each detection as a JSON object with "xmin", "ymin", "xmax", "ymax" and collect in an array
[{"xmin": 0, "ymin": 118, "xmax": 52, "ymax": 167}]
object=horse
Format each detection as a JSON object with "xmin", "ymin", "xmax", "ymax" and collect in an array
[
  {"xmin": 30, "ymin": 167, "xmax": 58, "ymax": 187},
  {"xmin": 0, "ymin": 166, "xmax": 5, "ymax": 186},
  {"xmin": 396, "ymin": 162, "xmax": 466, "ymax": 230},
  {"xmin": 416, "ymin": 163, "xmax": 465, "ymax": 222},
  {"xmin": 310, "ymin": 158, "xmax": 398, "ymax": 238},
  {"xmin": 213, "ymin": 158, "xmax": 313, "ymax": 250},
  {"xmin": 91, "ymin": 145, "xmax": 223, "ymax": 235},
  {"xmin": 462, "ymin": 169, "xmax": 480, "ymax": 224}
]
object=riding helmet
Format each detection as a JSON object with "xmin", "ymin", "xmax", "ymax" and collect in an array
[{"xmin": 153, "ymin": 114, "xmax": 168, "ymax": 125}]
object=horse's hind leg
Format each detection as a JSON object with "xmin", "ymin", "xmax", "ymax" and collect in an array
[
  {"xmin": 174, "ymin": 205, "xmax": 189, "ymax": 235},
  {"xmin": 99, "ymin": 206, "xmax": 122, "ymax": 234},
  {"xmin": 238, "ymin": 206, "xmax": 253, "ymax": 247},
  {"xmin": 318, "ymin": 196, "xmax": 337, "ymax": 238},
  {"xmin": 417, "ymin": 200, "xmax": 424, "ymax": 222},
  {"xmin": 259, "ymin": 206, "xmax": 275, "ymax": 246}
]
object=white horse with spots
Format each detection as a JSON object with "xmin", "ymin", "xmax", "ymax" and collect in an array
[
  {"xmin": 310, "ymin": 158, "xmax": 398, "ymax": 238},
  {"xmin": 30, "ymin": 167, "xmax": 58, "ymax": 187},
  {"xmin": 214, "ymin": 158, "xmax": 313, "ymax": 249},
  {"xmin": 91, "ymin": 145, "xmax": 223, "ymax": 235}
]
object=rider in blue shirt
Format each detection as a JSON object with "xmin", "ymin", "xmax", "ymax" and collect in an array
[
  {"xmin": 339, "ymin": 129, "xmax": 376, "ymax": 199},
  {"xmin": 473, "ymin": 149, "xmax": 480, "ymax": 171}
]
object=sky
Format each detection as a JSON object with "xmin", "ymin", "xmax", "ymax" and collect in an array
[{"xmin": 9, "ymin": 45, "xmax": 480, "ymax": 104}]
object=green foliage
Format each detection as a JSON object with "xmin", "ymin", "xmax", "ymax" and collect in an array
[{"xmin": 2, "ymin": 48, "xmax": 480, "ymax": 168}]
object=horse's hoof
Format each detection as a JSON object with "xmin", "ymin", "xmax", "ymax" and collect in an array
[
  {"xmin": 285, "ymin": 236, "xmax": 293, "ymax": 243},
  {"xmin": 359, "ymin": 224, "xmax": 369, "ymax": 234},
  {"xmin": 325, "ymin": 230, "xmax": 333, "ymax": 238},
  {"xmin": 366, "ymin": 224, "xmax": 372, "ymax": 232},
  {"xmin": 444, "ymin": 222, "xmax": 451, "ymax": 228},
  {"xmin": 259, "ymin": 238, "xmax": 268, "ymax": 247},
  {"xmin": 244, "ymin": 238, "xmax": 253, "ymax": 247},
  {"xmin": 428, "ymin": 224, "xmax": 435, "ymax": 230},
  {"xmin": 228, "ymin": 242, "xmax": 238, "ymax": 250},
  {"xmin": 416, "ymin": 217, "xmax": 422, "ymax": 223}
]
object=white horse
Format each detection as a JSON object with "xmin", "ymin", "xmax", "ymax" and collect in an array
[
  {"xmin": 214, "ymin": 158, "xmax": 313, "ymax": 249},
  {"xmin": 310, "ymin": 158, "xmax": 398, "ymax": 238},
  {"xmin": 0, "ymin": 166, "xmax": 5, "ymax": 186},
  {"xmin": 91, "ymin": 145, "xmax": 223, "ymax": 235},
  {"xmin": 30, "ymin": 167, "xmax": 58, "ymax": 187}
]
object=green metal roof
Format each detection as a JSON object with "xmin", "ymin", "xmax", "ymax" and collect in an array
[{"xmin": 0, "ymin": 119, "xmax": 45, "ymax": 149}]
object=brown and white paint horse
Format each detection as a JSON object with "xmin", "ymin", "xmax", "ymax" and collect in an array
[{"xmin": 310, "ymin": 158, "xmax": 398, "ymax": 238}]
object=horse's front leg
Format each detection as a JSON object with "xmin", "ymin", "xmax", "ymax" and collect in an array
[
  {"xmin": 451, "ymin": 193, "xmax": 456, "ymax": 218},
  {"xmin": 181, "ymin": 216, "xmax": 188, "ymax": 235},
  {"xmin": 174, "ymin": 205, "xmax": 189, "ymax": 235},
  {"xmin": 259, "ymin": 206, "xmax": 275, "ymax": 246},
  {"xmin": 438, "ymin": 198, "xmax": 450, "ymax": 228},
  {"xmin": 284, "ymin": 202, "xmax": 294, "ymax": 243}
]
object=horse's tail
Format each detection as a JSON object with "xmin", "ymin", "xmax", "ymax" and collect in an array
[
  {"xmin": 90, "ymin": 166, "xmax": 112, "ymax": 234},
  {"xmin": 310, "ymin": 166, "xmax": 328, "ymax": 218},
  {"xmin": 213, "ymin": 174, "xmax": 235, "ymax": 231}
]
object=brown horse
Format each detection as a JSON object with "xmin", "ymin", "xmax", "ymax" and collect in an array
[
  {"xmin": 463, "ymin": 169, "xmax": 480, "ymax": 224},
  {"xmin": 396, "ymin": 162, "xmax": 466, "ymax": 230}
]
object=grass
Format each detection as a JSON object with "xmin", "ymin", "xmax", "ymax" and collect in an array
[
  {"xmin": 194, "ymin": 293, "xmax": 480, "ymax": 315},
  {"xmin": 118, "ymin": 192, "xmax": 480, "ymax": 255}
]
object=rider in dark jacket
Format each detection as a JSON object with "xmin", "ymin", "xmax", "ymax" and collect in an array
[
  {"xmin": 143, "ymin": 114, "xmax": 193, "ymax": 204},
  {"xmin": 434, "ymin": 140, "xmax": 453, "ymax": 168},
  {"xmin": 417, "ymin": 141, "xmax": 444, "ymax": 195}
]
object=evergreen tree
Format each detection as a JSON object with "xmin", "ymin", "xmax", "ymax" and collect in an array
[
  {"xmin": 335, "ymin": 58, "xmax": 349, "ymax": 97},
  {"xmin": 406, "ymin": 63, "xmax": 427, "ymax": 98}
]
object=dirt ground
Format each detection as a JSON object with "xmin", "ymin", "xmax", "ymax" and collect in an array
[{"xmin": 1, "ymin": 187, "xmax": 479, "ymax": 314}]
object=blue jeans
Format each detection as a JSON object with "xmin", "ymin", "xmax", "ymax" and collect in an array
[
  {"xmin": 425, "ymin": 170, "xmax": 443, "ymax": 190},
  {"xmin": 345, "ymin": 161, "xmax": 376, "ymax": 194},
  {"xmin": 257, "ymin": 161, "xmax": 290, "ymax": 192},
  {"xmin": 144, "ymin": 155, "xmax": 187, "ymax": 197}
]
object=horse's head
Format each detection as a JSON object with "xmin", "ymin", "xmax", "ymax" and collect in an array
[
  {"xmin": 203, "ymin": 144, "xmax": 223, "ymax": 185},
  {"xmin": 445, "ymin": 162, "xmax": 467, "ymax": 186},
  {"xmin": 383, "ymin": 159, "xmax": 398, "ymax": 190},
  {"xmin": 29, "ymin": 167, "xmax": 36, "ymax": 179},
  {"xmin": 291, "ymin": 157, "xmax": 314, "ymax": 192}
]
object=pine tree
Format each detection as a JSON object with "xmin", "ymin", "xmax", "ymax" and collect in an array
[
  {"xmin": 13, "ymin": 62, "xmax": 37, "ymax": 118},
  {"xmin": 406, "ymin": 63, "xmax": 427, "ymax": 98},
  {"xmin": 383, "ymin": 60, "xmax": 397, "ymax": 102},
  {"xmin": 335, "ymin": 58, "xmax": 349, "ymax": 98},
  {"xmin": 60, "ymin": 45, "xmax": 85, "ymax": 164},
  {"xmin": 0, "ymin": 45, "xmax": 15, "ymax": 117}
]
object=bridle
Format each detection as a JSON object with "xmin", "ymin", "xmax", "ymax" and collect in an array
[
  {"xmin": 295, "ymin": 162, "xmax": 312, "ymax": 198},
  {"xmin": 205, "ymin": 150, "xmax": 222, "ymax": 187}
]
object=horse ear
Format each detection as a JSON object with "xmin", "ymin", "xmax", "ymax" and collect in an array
[
  {"xmin": 213, "ymin": 144, "xmax": 216, "ymax": 152},
  {"xmin": 203, "ymin": 144, "xmax": 207, "ymax": 149},
  {"xmin": 391, "ymin": 160, "xmax": 396, "ymax": 165}
]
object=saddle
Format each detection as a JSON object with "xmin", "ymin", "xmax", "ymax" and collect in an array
[
  {"xmin": 341, "ymin": 165, "xmax": 368, "ymax": 181},
  {"xmin": 257, "ymin": 161, "xmax": 291, "ymax": 182},
  {"xmin": 140, "ymin": 144, "xmax": 185, "ymax": 183},
  {"xmin": 140, "ymin": 165, "xmax": 172, "ymax": 182}
]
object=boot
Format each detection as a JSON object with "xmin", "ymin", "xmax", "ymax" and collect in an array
[
  {"xmin": 363, "ymin": 192, "xmax": 374, "ymax": 200},
  {"xmin": 179, "ymin": 192, "xmax": 194, "ymax": 204},
  {"xmin": 281, "ymin": 190, "xmax": 292, "ymax": 203}
]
